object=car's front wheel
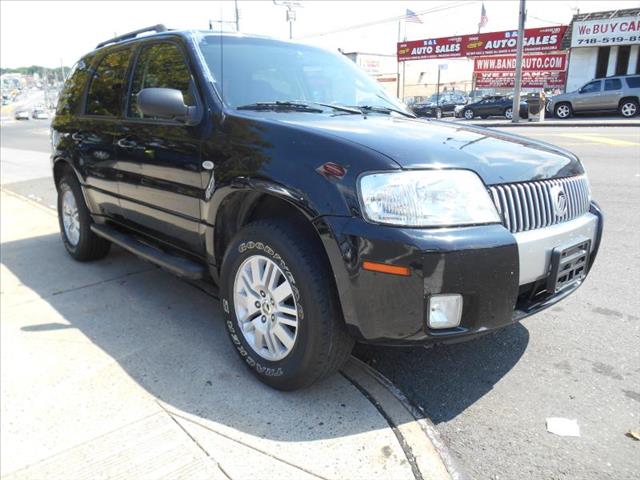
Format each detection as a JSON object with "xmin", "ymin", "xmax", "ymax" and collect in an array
[
  {"xmin": 464, "ymin": 109, "xmax": 475, "ymax": 119},
  {"xmin": 619, "ymin": 99, "xmax": 638, "ymax": 118},
  {"xmin": 554, "ymin": 103, "xmax": 572, "ymax": 119},
  {"xmin": 220, "ymin": 220, "xmax": 354, "ymax": 390},
  {"xmin": 57, "ymin": 170, "xmax": 111, "ymax": 261},
  {"xmin": 504, "ymin": 107, "xmax": 513, "ymax": 119}
]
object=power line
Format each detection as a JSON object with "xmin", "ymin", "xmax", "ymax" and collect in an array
[{"xmin": 296, "ymin": 1, "xmax": 476, "ymax": 39}]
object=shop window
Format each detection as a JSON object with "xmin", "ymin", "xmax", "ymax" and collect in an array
[
  {"xmin": 595, "ymin": 47, "xmax": 610, "ymax": 79},
  {"xmin": 616, "ymin": 46, "xmax": 631, "ymax": 76}
]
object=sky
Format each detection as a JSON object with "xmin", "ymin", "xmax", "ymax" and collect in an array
[{"xmin": 1, "ymin": 0, "xmax": 639, "ymax": 69}]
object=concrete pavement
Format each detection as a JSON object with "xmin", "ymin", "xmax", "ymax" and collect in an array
[
  {"xmin": 447, "ymin": 115, "xmax": 640, "ymax": 128},
  {"xmin": 0, "ymin": 189, "xmax": 454, "ymax": 480}
]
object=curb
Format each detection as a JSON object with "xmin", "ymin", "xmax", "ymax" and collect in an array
[
  {"xmin": 463, "ymin": 121, "xmax": 640, "ymax": 128},
  {"xmin": 341, "ymin": 357, "xmax": 468, "ymax": 480}
]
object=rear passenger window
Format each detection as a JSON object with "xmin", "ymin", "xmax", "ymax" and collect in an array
[
  {"xmin": 626, "ymin": 76, "xmax": 640, "ymax": 88},
  {"xmin": 604, "ymin": 79, "xmax": 622, "ymax": 91},
  {"xmin": 128, "ymin": 43, "xmax": 196, "ymax": 118},
  {"xmin": 86, "ymin": 49, "xmax": 132, "ymax": 116},
  {"xmin": 56, "ymin": 56, "xmax": 93, "ymax": 115}
]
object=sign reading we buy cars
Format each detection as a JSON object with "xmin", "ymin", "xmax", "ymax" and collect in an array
[
  {"xmin": 571, "ymin": 16, "xmax": 640, "ymax": 47},
  {"xmin": 397, "ymin": 26, "xmax": 567, "ymax": 61}
]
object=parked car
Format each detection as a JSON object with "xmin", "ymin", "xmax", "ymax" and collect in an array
[
  {"xmin": 14, "ymin": 110, "xmax": 30, "ymax": 120},
  {"xmin": 32, "ymin": 108, "xmax": 49, "ymax": 119},
  {"xmin": 52, "ymin": 26, "xmax": 603, "ymax": 390},
  {"xmin": 460, "ymin": 95, "xmax": 528, "ymax": 120},
  {"xmin": 412, "ymin": 93, "xmax": 466, "ymax": 118},
  {"xmin": 547, "ymin": 74, "xmax": 640, "ymax": 118}
]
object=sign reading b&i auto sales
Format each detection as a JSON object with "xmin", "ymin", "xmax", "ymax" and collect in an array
[
  {"xmin": 397, "ymin": 26, "xmax": 567, "ymax": 61},
  {"xmin": 571, "ymin": 16, "xmax": 640, "ymax": 47}
]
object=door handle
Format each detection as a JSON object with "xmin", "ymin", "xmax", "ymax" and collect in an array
[{"xmin": 117, "ymin": 138, "xmax": 138, "ymax": 149}]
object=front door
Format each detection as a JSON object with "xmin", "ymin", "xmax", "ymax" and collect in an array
[
  {"xmin": 116, "ymin": 40, "xmax": 205, "ymax": 254},
  {"xmin": 573, "ymin": 80, "xmax": 603, "ymax": 112}
]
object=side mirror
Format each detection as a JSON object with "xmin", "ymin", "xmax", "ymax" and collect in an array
[{"xmin": 137, "ymin": 88, "xmax": 198, "ymax": 124}]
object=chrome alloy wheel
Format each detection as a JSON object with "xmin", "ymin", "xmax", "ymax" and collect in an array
[
  {"xmin": 233, "ymin": 254, "xmax": 299, "ymax": 361},
  {"xmin": 61, "ymin": 188, "xmax": 80, "ymax": 246},
  {"xmin": 556, "ymin": 104, "xmax": 570, "ymax": 118},
  {"xmin": 464, "ymin": 109, "xmax": 474, "ymax": 119},
  {"xmin": 621, "ymin": 102, "xmax": 637, "ymax": 117},
  {"xmin": 504, "ymin": 108, "xmax": 513, "ymax": 119}
]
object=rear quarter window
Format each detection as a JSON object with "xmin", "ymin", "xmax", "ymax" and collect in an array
[{"xmin": 625, "ymin": 76, "xmax": 640, "ymax": 88}]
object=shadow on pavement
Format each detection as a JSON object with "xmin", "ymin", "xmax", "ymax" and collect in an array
[
  {"xmin": 354, "ymin": 323, "xmax": 529, "ymax": 424},
  {"xmin": 3, "ymin": 231, "xmax": 526, "ymax": 441}
]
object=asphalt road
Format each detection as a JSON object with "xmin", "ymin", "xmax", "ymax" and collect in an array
[{"xmin": 1, "ymin": 120, "xmax": 639, "ymax": 479}]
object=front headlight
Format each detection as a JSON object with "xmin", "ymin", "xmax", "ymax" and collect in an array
[{"xmin": 358, "ymin": 170, "xmax": 500, "ymax": 227}]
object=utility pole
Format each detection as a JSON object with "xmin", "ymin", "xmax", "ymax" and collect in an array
[
  {"xmin": 396, "ymin": 20, "xmax": 401, "ymax": 97},
  {"xmin": 512, "ymin": 0, "xmax": 526, "ymax": 123},
  {"xmin": 234, "ymin": 0, "xmax": 240, "ymax": 31},
  {"xmin": 273, "ymin": 1, "xmax": 302, "ymax": 40}
]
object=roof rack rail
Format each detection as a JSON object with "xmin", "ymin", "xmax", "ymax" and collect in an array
[{"xmin": 96, "ymin": 24, "xmax": 168, "ymax": 49}]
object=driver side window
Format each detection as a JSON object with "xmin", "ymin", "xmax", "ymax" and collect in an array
[
  {"xmin": 580, "ymin": 81, "xmax": 601, "ymax": 94},
  {"xmin": 128, "ymin": 42, "xmax": 196, "ymax": 119}
]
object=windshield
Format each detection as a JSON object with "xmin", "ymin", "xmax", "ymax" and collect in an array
[{"xmin": 196, "ymin": 35, "xmax": 410, "ymax": 114}]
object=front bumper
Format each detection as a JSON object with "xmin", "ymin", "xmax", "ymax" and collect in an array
[{"xmin": 317, "ymin": 202, "xmax": 603, "ymax": 345}]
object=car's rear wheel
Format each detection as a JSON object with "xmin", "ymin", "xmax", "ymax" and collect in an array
[
  {"xmin": 57, "ymin": 170, "xmax": 111, "ymax": 261},
  {"xmin": 464, "ymin": 109, "xmax": 475, "ymax": 120},
  {"xmin": 504, "ymin": 107, "xmax": 513, "ymax": 119},
  {"xmin": 554, "ymin": 103, "xmax": 572, "ymax": 119},
  {"xmin": 619, "ymin": 99, "xmax": 638, "ymax": 118},
  {"xmin": 220, "ymin": 220, "xmax": 354, "ymax": 390}
]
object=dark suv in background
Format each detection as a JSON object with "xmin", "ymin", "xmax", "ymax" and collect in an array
[{"xmin": 52, "ymin": 25, "xmax": 603, "ymax": 390}]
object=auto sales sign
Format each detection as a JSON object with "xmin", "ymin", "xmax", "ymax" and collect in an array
[
  {"xmin": 397, "ymin": 26, "xmax": 567, "ymax": 61},
  {"xmin": 571, "ymin": 16, "xmax": 640, "ymax": 47},
  {"xmin": 473, "ymin": 53, "xmax": 568, "ymax": 88}
]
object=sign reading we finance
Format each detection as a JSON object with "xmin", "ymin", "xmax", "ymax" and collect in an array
[
  {"xmin": 571, "ymin": 16, "xmax": 640, "ymax": 47},
  {"xmin": 474, "ymin": 53, "xmax": 568, "ymax": 73}
]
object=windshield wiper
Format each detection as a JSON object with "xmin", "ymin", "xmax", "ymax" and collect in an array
[
  {"xmin": 237, "ymin": 100, "xmax": 362, "ymax": 115},
  {"xmin": 237, "ymin": 101, "xmax": 324, "ymax": 113},
  {"xmin": 353, "ymin": 104, "xmax": 416, "ymax": 118}
]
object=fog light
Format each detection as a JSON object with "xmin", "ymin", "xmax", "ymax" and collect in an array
[{"xmin": 428, "ymin": 294, "xmax": 463, "ymax": 329}]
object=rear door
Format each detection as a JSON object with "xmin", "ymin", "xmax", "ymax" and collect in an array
[
  {"xmin": 75, "ymin": 47, "xmax": 133, "ymax": 217},
  {"xmin": 573, "ymin": 80, "xmax": 602, "ymax": 111},
  {"xmin": 601, "ymin": 78, "xmax": 623, "ymax": 110},
  {"xmin": 116, "ymin": 40, "xmax": 205, "ymax": 254}
]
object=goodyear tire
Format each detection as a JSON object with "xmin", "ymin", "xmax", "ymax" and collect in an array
[
  {"xmin": 57, "ymin": 171, "xmax": 111, "ymax": 261},
  {"xmin": 220, "ymin": 220, "xmax": 353, "ymax": 390}
]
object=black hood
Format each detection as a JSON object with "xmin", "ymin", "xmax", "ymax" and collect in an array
[{"xmin": 231, "ymin": 112, "xmax": 584, "ymax": 185}]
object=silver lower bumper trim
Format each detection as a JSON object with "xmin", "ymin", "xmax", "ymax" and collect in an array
[{"xmin": 515, "ymin": 213, "xmax": 598, "ymax": 285}]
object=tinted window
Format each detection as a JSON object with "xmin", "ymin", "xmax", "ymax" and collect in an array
[
  {"xmin": 56, "ymin": 55, "xmax": 94, "ymax": 115},
  {"xmin": 197, "ymin": 35, "xmax": 408, "ymax": 113},
  {"xmin": 626, "ymin": 76, "xmax": 640, "ymax": 88},
  {"xmin": 128, "ymin": 43, "xmax": 196, "ymax": 118},
  {"xmin": 86, "ymin": 49, "xmax": 132, "ymax": 116},
  {"xmin": 581, "ymin": 81, "xmax": 601, "ymax": 94},
  {"xmin": 604, "ymin": 79, "xmax": 622, "ymax": 91}
]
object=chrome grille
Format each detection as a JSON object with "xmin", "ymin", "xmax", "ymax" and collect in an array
[{"xmin": 488, "ymin": 175, "xmax": 590, "ymax": 233}]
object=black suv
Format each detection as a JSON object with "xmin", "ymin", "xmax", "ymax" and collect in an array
[{"xmin": 52, "ymin": 26, "xmax": 603, "ymax": 390}]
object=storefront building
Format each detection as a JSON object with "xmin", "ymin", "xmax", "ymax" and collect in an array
[{"xmin": 564, "ymin": 8, "xmax": 640, "ymax": 91}]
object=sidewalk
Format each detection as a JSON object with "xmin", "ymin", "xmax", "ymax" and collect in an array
[
  {"xmin": 447, "ymin": 116, "xmax": 640, "ymax": 128},
  {"xmin": 0, "ymin": 190, "xmax": 454, "ymax": 480}
]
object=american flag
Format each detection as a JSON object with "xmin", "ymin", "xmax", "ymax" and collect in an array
[
  {"xmin": 405, "ymin": 8, "xmax": 423, "ymax": 24},
  {"xmin": 478, "ymin": 3, "xmax": 488, "ymax": 29}
]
